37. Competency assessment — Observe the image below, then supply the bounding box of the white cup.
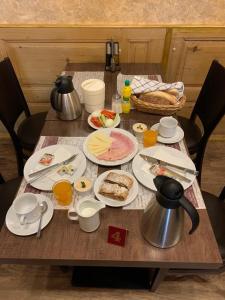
[158,116,178,138]
[13,193,41,225]
[68,197,105,232]
[81,79,105,113]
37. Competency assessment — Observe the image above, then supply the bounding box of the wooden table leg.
[149,268,168,292]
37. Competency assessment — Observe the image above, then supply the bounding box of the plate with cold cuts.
[83,128,138,166]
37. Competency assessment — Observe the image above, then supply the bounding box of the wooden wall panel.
[0,27,166,137]
[165,28,225,139]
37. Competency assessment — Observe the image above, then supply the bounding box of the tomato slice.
[101,110,116,119]
[91,116,102,127]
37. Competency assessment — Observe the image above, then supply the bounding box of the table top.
[0,64,222,269]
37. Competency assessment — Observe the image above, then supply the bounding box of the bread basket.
[131,94,186,116]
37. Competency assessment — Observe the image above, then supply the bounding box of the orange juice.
[143,130,158,147]
[52,180,73,206]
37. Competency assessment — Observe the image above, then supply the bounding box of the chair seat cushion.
[202,191,225,260]
[17,112,47,150]
[178,116,202,154]
[0,177,22,228]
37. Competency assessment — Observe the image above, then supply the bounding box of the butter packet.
[57,164,75,176]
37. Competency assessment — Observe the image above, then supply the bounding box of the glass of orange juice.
[52,180,73,206]
[143,130,158,147]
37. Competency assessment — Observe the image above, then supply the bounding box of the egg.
[91,110,101,117]
[105,119,114,128]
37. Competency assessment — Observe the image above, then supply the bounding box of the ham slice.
[97,131,134,161]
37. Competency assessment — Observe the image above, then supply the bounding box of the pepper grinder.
[105,41,112,71]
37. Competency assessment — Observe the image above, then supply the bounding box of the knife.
[28,154,77,178]
[139,154,199,176]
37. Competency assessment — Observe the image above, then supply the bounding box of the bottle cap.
[125,80,130,86]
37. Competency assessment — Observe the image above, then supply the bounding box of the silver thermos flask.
[50,75,82,120]
[141,176,199,248]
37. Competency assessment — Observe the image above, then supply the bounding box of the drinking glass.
[52,180,73,206]
[143,130,158,147]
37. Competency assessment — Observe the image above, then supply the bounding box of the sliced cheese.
[87,132,113,157]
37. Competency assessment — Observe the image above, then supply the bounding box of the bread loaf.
[139,91,177,105]
[165,88,179,97]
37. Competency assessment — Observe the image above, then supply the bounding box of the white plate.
[83,128,138,166]
[151,123,184,144]
[132,146,196,191]
[24,145,86,191]
[88,110,121,130]
[94,170,138,207]
[6,195,54,236]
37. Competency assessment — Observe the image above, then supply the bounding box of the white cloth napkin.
[130,76,184,100]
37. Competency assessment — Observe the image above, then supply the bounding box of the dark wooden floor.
[0,138,224,299]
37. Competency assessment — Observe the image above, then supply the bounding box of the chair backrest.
[191,60,225,140]
[0,57,30,132]
[0,173,5,184]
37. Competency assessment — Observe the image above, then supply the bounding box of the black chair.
[178,60,225,184]
[202,186,225,271]
[170,186,225,275]
[0,173,22,228]
[0,57,47,176]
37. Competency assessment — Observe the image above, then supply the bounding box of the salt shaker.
[112,92,122,113]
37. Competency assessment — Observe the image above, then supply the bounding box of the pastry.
[104,172,133,190]
[99,182,129,201]
[98,172,133,201]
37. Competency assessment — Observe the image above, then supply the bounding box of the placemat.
[72,71,104,103]
[16,135,205,211]
[16,136,98,210]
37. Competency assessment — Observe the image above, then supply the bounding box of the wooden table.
[0,64,222,291]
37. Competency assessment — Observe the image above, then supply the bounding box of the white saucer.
[5,195,54,236]
[151,123,184,144]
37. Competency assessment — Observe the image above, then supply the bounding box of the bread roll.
[165,88,179,97]
[139,91,177,105]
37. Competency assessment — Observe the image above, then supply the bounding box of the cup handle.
[67,207,79,221]
[19,215,26,225]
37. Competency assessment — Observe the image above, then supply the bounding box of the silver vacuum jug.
[141,175,199,248]
[50,75,82,120]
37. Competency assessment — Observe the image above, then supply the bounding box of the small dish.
[151,123,184,144]
[74,177,93,196]
[5,195,54,236]
[132,123,147,142]
[88,109,120,130]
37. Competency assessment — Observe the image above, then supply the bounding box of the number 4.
[111,231,121,243]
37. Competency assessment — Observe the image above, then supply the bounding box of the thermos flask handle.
[50,87,61,112]
[179,196,200,234]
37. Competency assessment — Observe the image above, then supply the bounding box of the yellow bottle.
[122,80,131,113]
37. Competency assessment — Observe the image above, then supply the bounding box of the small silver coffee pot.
[50,75,82,120]
[141,175,199,248]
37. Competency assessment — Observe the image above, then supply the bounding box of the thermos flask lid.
[55,75,74,94]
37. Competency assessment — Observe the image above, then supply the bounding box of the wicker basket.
[131,94,186,116]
